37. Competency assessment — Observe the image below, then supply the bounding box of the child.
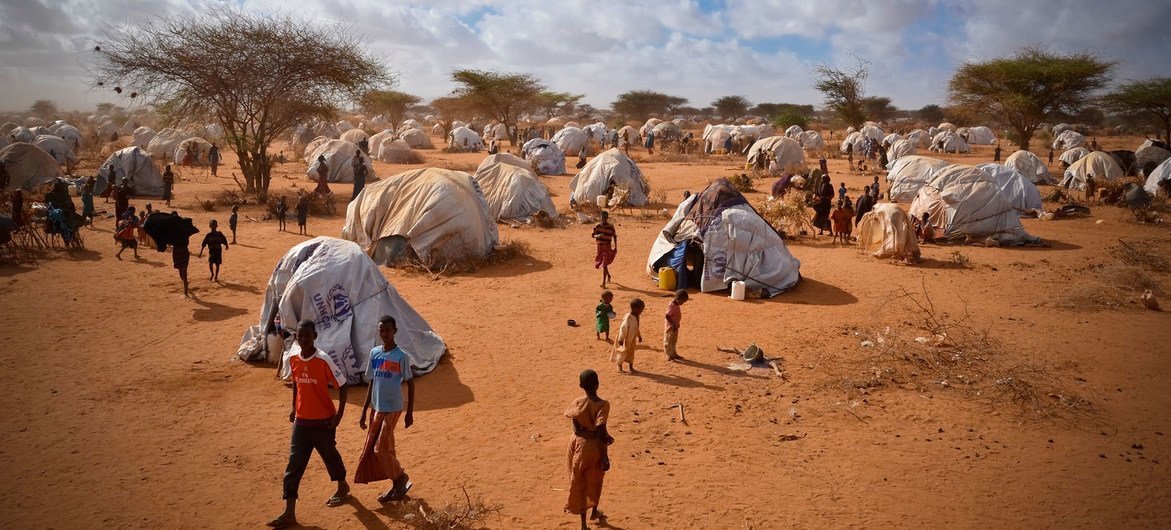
[1048,149,1055,166]
[356,316,416,503]
[611,298,644,373]
[871,176,881,200]
[915,212,935,243]
[564,369,612,530]
[295,194,309,235]
[229,205,239,244]
[591,211,617,288]
[595,291,614,341]
[199,219,230,281]
[830,200,852,245]
[664,289,688,362]
[114,207,140,260]
[276,196,288,232]
[837,182,847,202]
[137,209,149,246]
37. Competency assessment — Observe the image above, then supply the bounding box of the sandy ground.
[1,132,1170,529]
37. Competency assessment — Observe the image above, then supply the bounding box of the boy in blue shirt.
[356,315,416,503]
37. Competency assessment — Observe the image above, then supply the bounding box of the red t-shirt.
[289,350,344,422]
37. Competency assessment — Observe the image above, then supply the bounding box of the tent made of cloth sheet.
[33,135,78,165]
[49,123,82,148]
[1144,158,1171,195]
[1060,151,1123,190]
[860,125,884,141]
[147,128,188,158]
[856,203,919,260]
[963,126,997,145]
[798,130,825,151]
[976,163,1043,214]
[522,138,565,175]
[97,146,164,196]
[132,127,156,149]
[306,140,374,183]
[552,126,590,155]
[1060,147,1090,167]
[704,125,733,153]
[840,131,865,153]
[784,125,803,138]
[653,121,684,141]
[887,138,917,164]
[906,129,930,148]
[342,167,498,265]
[746,136,804,169]
[340,128,369,145]
[883,133,902,146]
[235,236,447,384]
[569,148,649,206]
[399,128,434,149]
[1053,130,1085,150]
[173,137,212,165]
[368,130,397,151]
[908,164,1036,244]
[449,127,484,151]
[1004,150,1053,184]
[376,138,423,164]
[477,152,528,172]
[473,161,558,221]
[0,143,63,191]
[617,125,639,146]
[8,126,35,143]
[886,155,949,202]
[1135,144,1171,172]
[930,130,970,153]
[646,179,801,296]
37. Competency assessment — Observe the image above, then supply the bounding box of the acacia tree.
[1101,77,1171,143]
[360,90,420,131]
[536,91,584,119]
[431,96,470,143]
[917,104,945,124]
[92,9,389,196]
[450,69,544,145]
[862,96,896,124]
[30,100,58,120]
[611,90,687,121]
[948,47,1114,150]
[813,60,868,128]
[712,95,750,119]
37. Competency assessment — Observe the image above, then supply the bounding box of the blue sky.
[1,0,1168,114]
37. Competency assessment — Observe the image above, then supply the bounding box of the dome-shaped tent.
[840,131,866,153]
[860,125,884,141]
[646,179,801,296]
[368,129,397,152]
[146,128,188,158]
[340,128,369,145]
[1060,151,1123,190]
[50,124,82,149]
[886,138,916,164]
[96,121,118,139]
[569,148,649,206]
[552,126,590,155]
[477,152,528,172]
[8,126,35,143]
[335,120,354,133]
[33,135,78,166]
[617,125,639,146]
[856,203,919,260]
[746,136,804,169]
[1059,147,1090,168]
[1143,158,1171,196]
[937,122,957,132]
[376,138,423,164]
[306,140,375,183]
[976,163,1043,214]
[131,126,156,149]
[97,146,164,196]
[342,168,498,264]
[0,143,63,191]
[173,137,212,165]
[908,164,1036,244]
[1004,150,1052,184]
[1135,144,1171,174]
[1052,130,1085,150]
[906,129,930,148]
[449,127,483,151]
[798,130,825,151]
[964,126,996,145]
[235,236,447,382]
[399,128,434,149]
[886,155,949,202]
[784,125,803,138]
[473,161,558,221]
[522,138,565,175]
[401,119,421,131]
[882,133,902,146]
[930,130,970,153]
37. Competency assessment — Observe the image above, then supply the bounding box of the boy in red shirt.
[268,320,350,529]
[664,289,688,361]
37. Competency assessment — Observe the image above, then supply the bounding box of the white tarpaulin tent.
[1053,130,1085,150]
[235,236,447,383]
[840,131,866,153]
[886,155,949,202]
[906,129,930,148]
[784,125,803,138]
[473,161,558,221]
[552,126,590,155]
[582,123,608,145]
[477,153,528,172]
[49,123,82,148]
[887,138,916,164]
[132,126,156,149]
[147,128,188,158]
[746,136,804,168]
[1004,150,1053,184]
[340,128,369,145]
[856,203,919,260]
[930,131,970,153]
[32,135,78,166]
[703,125,733,153]
[342,167,498,264]
[1060,151,1123,190]
[335,120,354,133]
[368,130,397,151]
[399,128,434,149]
[1143,158,1171,195]
[883,133,902,146]
[97,146,164,196]
[522,138,565,175]
[976,163,1043,214]
[306,140,374,183]
[964,126,997,145]
[8,126,35,143]
[569,148,649,206]
[376,138,423,164]
[173,137,212,165]
[909,164,1037,244]
[1060,147,1090,167]
[617,125,639,146]
[860,125,884,141]
[938,122,957,132]
[0,143,63,191]
[646,179,801,296]
[798,130,825,151]
[1135,144,1171,173]
[449,127,484,151]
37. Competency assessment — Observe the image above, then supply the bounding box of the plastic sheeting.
[306,140,375,184]
[745,136,804,169]
[976,163,1043,214]
[1060,151,1123,190]
[1144,158,1171,195]
[376,138,422,164]
[97,146,164,196]
[886,138,916,164]
[552,126,590,155]
[1004,150,1052,184]
[1053,130,1085,150]
[569,148,649,206]
[1060,147,1090,167]
[0,143,63,191]
[856,203,919,260]
[522,138,565,175]
[399,128,434,149]
[236,236,447,383]
[886,155,949,202]
[909,164,1036,244]
[32,135,78,165]
[449,127,483,151]
[473,161,558,221]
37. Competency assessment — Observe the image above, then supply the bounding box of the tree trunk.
[1016,127,1032,152]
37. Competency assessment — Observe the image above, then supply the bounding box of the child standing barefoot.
[610,298,643,373]
[296,194,309,236]
[276,196,288,232]
[229,205,239,244]
[564,370,613,530]
[664,290,688,362]
[595,291,614,341]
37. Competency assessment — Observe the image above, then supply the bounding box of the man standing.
[356,316,416,502]
[162,165,175,207]
[268,320,351,529]
[112,177,133,225]
[994,144,1002,163]
[208,143,221,177]
[351,152,368,201]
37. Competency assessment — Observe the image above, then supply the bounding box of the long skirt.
[354,411,404,484]
[813,199,832,231]
[565,435,605,515]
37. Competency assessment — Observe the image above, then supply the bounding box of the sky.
[1,0,1169,115]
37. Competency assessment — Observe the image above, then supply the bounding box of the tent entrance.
[372,235,416,265]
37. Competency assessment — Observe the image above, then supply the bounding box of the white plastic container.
[730,280,746,300]
[596,195,607,208]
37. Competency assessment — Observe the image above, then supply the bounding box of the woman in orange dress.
[564,369,613,530]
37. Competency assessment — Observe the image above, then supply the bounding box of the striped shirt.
[592,222,616,244]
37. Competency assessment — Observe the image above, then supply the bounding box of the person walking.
[314,155,331,196]
[351,152,368,201]
[355,316,417,503]
[162,165,174,207]
[208,143,221,177]
[564,369,612,530]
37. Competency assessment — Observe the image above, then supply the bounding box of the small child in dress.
[830,200,852,245]
[595,290,614,341]
[611,298,644,373]
[276,196,288,232]
[229,205,239,243]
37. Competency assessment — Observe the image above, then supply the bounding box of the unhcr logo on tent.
[312,292,333,330]
[330,284,352,323]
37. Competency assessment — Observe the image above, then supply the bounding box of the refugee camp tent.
[24,117,45,127]
[703,125,733,153]
[746,136,804,169]
[368,129,397,152]
[8,126,35,143]
[1052,130,1085,149]
[883,133,902,146]
[132,127,156,149]
[976,163,1043,214]
[1143,158,1171,195]
[639,118,663,137]
[97,121,118,138]
[654,122,684,142]
[449,127,484,151]
[473,161,558,221]
[306,140,374,183]
[477,153,528,172]
[856,203,919,260]
[563,121,581,130]
[398,128,434,149]
[50,124,82,148]
[32,135,78,166]
[376,138,423,164]
[147,128,188,158]
[235,236,447,383]
[938,122,957,132]
[552,126,590,155]
[1060,151,1123,190]
[617,125,639,146]
[887,138,916,164]
[522,138,565,175]
[930,131,970,153]
[964,126,997,145]
[886,155,949,202]
[342,167,498,264]
[173,137,212,165]
[0,143,63,191]
[646,178,801,296]
[120,120,138,135]
[1004,150,1052,184]
[569,148,649,206]
[908,164,1037,244]
[335,120,354,133]
[401,119,421,131]
[906,129,930,148]
[784,125,803,138]
[582,123,608,145]
[302,136,331,163]
[1052,123,1072,135]
[860,125,884,141]
[798,131,825,151]
[1135,144,1171,173]
[0,137,8,151]
[840,131,865,153]
[1059,147,1090,167]
[340,128,369,145]
[97,146,164,196]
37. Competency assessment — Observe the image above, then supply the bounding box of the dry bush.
[834,284,1095,422]
[729,173,756,193]
[949,250,971,267]
[756,193,812,237]
[194,196,218,211]
[399,239,533,278]
[1114,239,1170,273]
[408,486,501,529]
[266,192,336,216]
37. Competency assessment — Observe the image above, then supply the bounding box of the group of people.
[810,174,882,241]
